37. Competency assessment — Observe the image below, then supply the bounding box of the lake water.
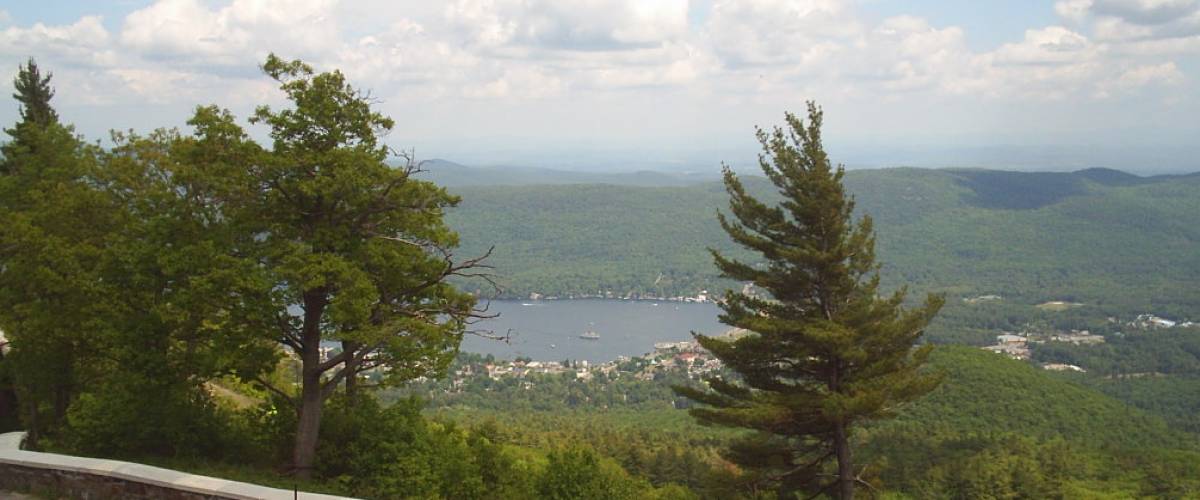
[460,299,726,362]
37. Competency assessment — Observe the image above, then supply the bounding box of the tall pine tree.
[675,103,943,499]
[11,58,58,128]
[0,59,113,444]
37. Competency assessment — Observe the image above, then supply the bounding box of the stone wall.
[0,432,353,500]
[0,462,227,499]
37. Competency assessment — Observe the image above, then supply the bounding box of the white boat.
[579,330,600,340]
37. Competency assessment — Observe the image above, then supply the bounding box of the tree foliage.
[153,54,495,474]
[0,58,113,445]
[676,103,943,499]
[0,55,491,477]
[10,58,57,129]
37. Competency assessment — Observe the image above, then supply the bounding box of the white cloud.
[337,19,478,98]
[445,0,688,51]
[437,0,705,96]
[1060,0,1200,50]
[1110,33,1200,53]
[0,16,117,67]
[991,26,1095,65]
[463,66,565,99]
[119,0,340,67]
[1113,60,1185,87]
[1091,0,1198,25]
[862,16,975,94]
[1056,0,1095,23]
[107,68,213,103]
[705,0,860,68]
[0,0,1195,161]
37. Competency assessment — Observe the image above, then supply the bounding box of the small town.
[980,311,1196,367]
[441,339,727,390]
[526,290,715,303]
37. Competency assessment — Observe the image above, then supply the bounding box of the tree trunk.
[0,352,18,431]
[52,385,69,424]
[24,398,39,450]
[834,420,853,500]
[342,340,359,401]
[0,388,15,429]
[291,292,326,478]
[344,368,357,399]
[292,362,323,477]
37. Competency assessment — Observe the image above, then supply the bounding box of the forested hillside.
[403,346,1200,498]
[444,167,1200,316]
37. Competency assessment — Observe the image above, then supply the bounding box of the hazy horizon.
[421,142,1200,175]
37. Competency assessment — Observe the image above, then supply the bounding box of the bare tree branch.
[253,376,297,408]
[466,327,513,343]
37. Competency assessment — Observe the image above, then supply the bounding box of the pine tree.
[674,103,944,499]
[11,58,58,128]
[0,59,113,445]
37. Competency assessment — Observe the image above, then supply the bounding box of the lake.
[460,299,726,362]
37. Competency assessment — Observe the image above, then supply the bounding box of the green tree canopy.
[675,103,943,499]
[0,59,114,445]
[173,54,494,475]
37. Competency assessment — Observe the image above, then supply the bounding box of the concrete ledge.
[0,432,356,500]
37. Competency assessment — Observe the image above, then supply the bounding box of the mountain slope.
[444,167,1200,314]
[881,346,1188,448]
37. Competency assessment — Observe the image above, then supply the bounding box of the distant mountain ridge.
[411,160,1200,190]
[442,166,1200,317]
[946,167,1200,209]
[412,159,720,187]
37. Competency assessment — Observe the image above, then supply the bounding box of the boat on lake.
[579,330,600,340]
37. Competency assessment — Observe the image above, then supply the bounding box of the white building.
[996,334,1028,345]
[1042,363,1086,372]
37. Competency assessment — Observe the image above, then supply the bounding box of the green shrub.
[536,446,650,500]
[62,376,238,459]
[315,396,490,499]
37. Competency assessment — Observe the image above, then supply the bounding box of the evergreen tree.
[674,103,944,499]
[0,60,113,445]
[11,58,58,129]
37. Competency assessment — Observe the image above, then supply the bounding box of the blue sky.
[864,1,1059,50]
[2,0,1198,173]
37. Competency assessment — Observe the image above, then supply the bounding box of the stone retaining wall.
[0,432,354,500]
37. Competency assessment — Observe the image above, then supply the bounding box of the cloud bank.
[1,0,1197,171]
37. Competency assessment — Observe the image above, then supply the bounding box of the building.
[983,343,1030,360]
[1050,330,1105,345]
[996,334,1027,345]
[1042,363,1086,372]
[983,333,1030,360]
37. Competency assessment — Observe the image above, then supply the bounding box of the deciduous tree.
[186,55,493,475]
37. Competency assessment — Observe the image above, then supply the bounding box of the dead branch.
[253,376,297,408]
[466,327,514,343]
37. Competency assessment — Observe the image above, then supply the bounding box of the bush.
[311,397,687,499]
[62,376,240,459]
[315,396,492,499]
[536,446,651,500]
